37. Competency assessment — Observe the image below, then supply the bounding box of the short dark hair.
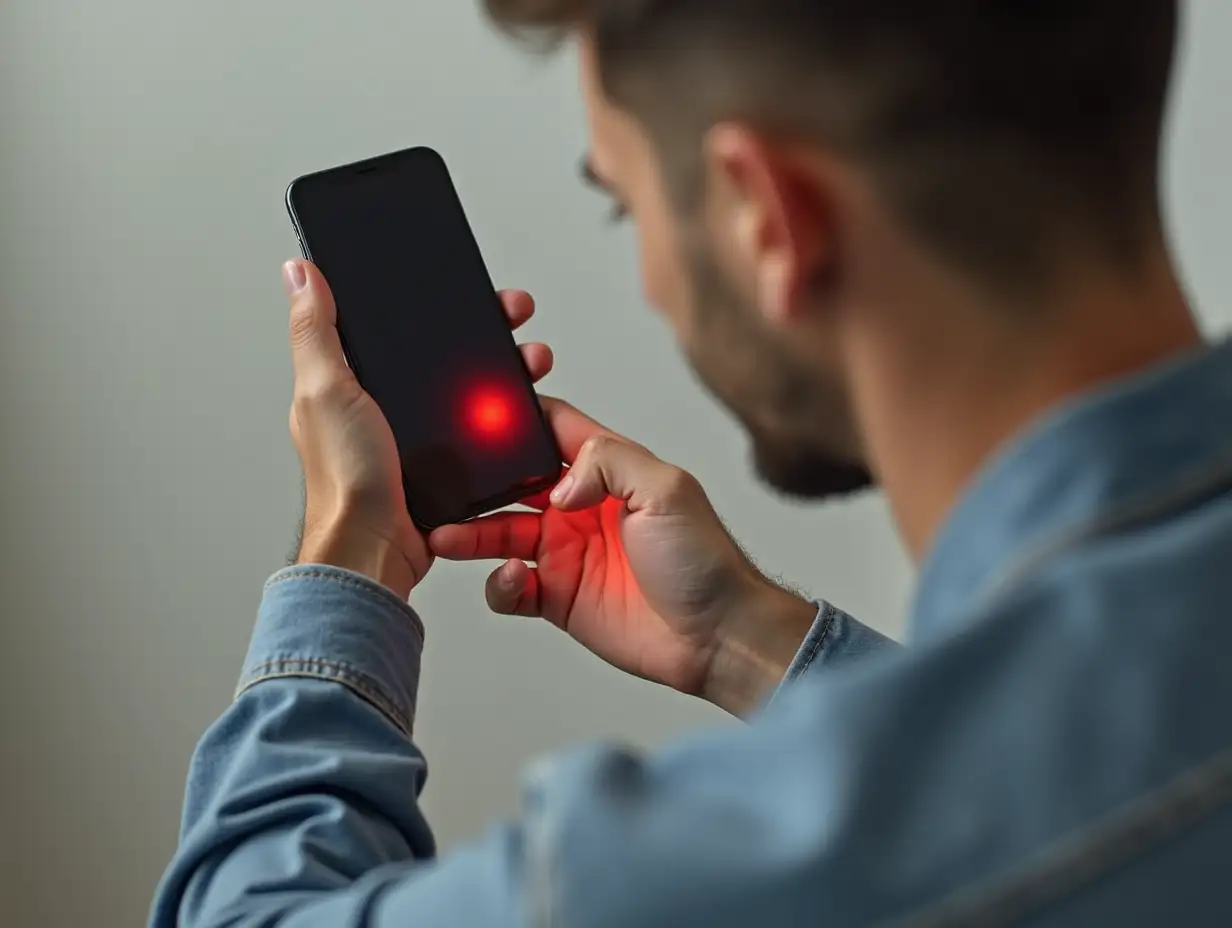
[485,0,1179,293]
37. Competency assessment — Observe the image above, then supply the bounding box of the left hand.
[284,259,555,599]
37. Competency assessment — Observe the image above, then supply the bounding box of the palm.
[531,499,726,694]
[429,396,760,696]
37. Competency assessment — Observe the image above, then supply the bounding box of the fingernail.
[282,261,307,296]
[502,562,520,587]
[550,475,575,506]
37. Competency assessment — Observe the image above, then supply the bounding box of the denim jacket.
[152,342,1232,926]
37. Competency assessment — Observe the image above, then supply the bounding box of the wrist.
[297,512,424,601]
[701,580,818,718]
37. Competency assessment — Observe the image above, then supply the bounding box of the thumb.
[551,433,702,517]
[285,260,350,395]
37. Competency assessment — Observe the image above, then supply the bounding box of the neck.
[853,248,1203,561]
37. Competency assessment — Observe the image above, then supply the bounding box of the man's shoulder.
[839,496,1232,924]
[525,496,1232,928]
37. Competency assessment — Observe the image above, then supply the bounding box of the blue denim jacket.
[152,342,1232,927]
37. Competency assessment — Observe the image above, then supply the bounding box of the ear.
[703,124,833,326]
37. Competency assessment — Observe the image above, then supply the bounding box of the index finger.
[538,396,628,463]
[429,512,541,562]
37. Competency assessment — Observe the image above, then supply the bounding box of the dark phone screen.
[288,148,560,528]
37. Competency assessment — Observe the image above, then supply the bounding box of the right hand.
[429,398,814,705]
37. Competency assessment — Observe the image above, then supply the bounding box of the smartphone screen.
[286,146,561,529]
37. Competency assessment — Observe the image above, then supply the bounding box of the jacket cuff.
[236,565,426,738]
[772,600,895,703]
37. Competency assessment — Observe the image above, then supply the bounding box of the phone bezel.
[285,145,563,531]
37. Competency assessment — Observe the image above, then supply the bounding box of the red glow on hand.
[466,388,515,441]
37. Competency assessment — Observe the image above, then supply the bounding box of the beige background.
[1,2,1229,925]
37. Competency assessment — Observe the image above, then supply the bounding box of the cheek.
[635,213,695,337]
[636,227,669,311]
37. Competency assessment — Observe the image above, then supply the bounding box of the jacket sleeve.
[779,600,899,694]
[149,567,899,928]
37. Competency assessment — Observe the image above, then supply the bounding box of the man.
[152,0,1232,924]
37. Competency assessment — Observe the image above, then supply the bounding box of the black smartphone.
[285,146,562,530]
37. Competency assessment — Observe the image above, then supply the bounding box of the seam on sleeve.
[524,758,562,928]
[264,566,425,642]
[235,658,415,740]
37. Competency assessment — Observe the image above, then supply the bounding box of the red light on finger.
[467,388,515,442]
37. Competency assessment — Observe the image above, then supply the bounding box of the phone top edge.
[285,146,449,252]
[286,145,445,191]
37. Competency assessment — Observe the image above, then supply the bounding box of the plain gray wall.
[1,2,1228,925]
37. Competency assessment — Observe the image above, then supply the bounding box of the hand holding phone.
[282,260,557,598]
[286,147,563,532]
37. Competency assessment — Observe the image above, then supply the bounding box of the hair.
[484,0,1179,292]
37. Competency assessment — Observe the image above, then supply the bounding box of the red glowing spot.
[467,389,515,441]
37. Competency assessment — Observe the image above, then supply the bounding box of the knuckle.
[288,298,319,347]
[581,434,615,460]
[660,465,701,501]
[292,376,346,413]
[290,393,315,423]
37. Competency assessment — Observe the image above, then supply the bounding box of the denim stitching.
[237,667,411,739]
[263,568,425,641]
[235,659,414,739]
[796,602,839,679]
[973,448,1232,621]
[884,743,1232,927]
[524,759,561,928]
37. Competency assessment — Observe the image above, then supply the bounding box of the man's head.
[485,0,1179,500]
